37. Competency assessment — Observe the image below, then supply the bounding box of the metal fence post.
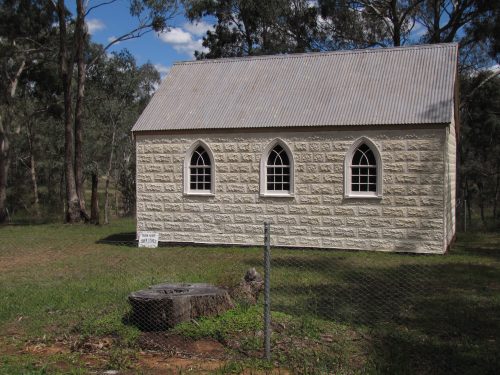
[263,221,271,361]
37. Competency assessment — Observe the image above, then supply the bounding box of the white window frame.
[260,139,295,197]
[183,140,215,196]
[344,137,383,199]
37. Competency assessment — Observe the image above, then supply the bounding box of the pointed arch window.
[345,138,382,198]
[260,140,294,197]
[184,141,215,195]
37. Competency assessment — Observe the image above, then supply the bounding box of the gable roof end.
[132,43,458,132]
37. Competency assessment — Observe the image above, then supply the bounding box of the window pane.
[190,152,198,165]
[350,142,378,194]
[359,144,370,153]
[201,151,211,166]
[190,147,212,191]
[366,149,376,165]
[352,149,363,165]
[280,150,290,165]
[266,144,291,192]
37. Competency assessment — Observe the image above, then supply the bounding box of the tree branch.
[88,25,153,68]
[9,60,26,98]
[460,69,500,109]
[85,0,118,17]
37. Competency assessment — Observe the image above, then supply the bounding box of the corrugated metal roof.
[132,43,458,132]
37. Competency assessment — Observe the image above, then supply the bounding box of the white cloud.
[183,21,214,36]
[86,19,105,34]
[154,63,171,77]
[158,26,209,58]
[159,27,193,44]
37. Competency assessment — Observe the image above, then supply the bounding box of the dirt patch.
[24,342,70,355]
[135,353,226,374]
[138,333,227,359]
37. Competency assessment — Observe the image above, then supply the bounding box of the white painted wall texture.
[444,113,457,248]
[135,126,453,254]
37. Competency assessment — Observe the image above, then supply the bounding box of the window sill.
[344,193,382,199]
[184,192,215,197]
[260,193,295,198]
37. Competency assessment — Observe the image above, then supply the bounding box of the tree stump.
[128,283,234,331]
[229,268,264,305]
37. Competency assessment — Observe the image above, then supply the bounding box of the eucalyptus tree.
[460,73,500,225]
[319,0,425,47]
[85,50,160,223]
[184,0,319,58]
[0,0,57,222]
[52,0,178,223]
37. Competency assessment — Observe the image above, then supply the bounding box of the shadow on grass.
[97,232,138,246]
[260,253,500,374]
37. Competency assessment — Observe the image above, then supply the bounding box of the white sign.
[138,232,159,248]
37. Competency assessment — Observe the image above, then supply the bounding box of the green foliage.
[174,304,263,340]
[460,74,500,225]
[185,0,319,58]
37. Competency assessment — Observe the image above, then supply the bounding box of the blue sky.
[76,1,214,77]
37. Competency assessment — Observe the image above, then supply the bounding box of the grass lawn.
[0,219,499,374]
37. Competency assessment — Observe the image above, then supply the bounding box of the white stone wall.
[136,127,449,253]
[444,112,457,249]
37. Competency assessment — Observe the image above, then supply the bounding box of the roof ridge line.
[173,43,458,66]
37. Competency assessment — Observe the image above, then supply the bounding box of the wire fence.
[1,224,498,373]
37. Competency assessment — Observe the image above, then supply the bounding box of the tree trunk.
[0,59,26,223]
[90,171,99,224]
[29,144,40,217]
[57,0,80,223]
[104,125,116,224]
[431,0,441,43]
[73,0,89,221]
[74,0,89,222]
[114,173,119,216]
[59,169,65,218]
[27,122,40,217]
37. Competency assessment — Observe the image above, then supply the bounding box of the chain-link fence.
[1,223,499,373]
